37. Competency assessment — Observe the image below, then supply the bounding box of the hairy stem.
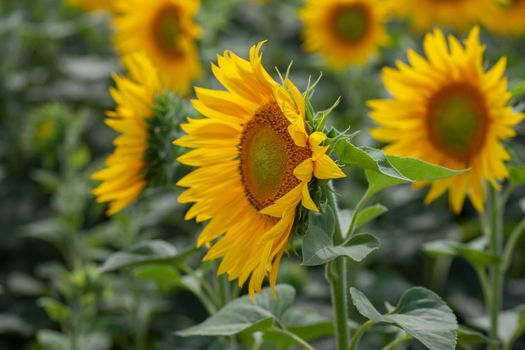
[326,186,351,350]
[488,186,504,350]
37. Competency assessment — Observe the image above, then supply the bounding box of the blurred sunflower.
[369,27,524,213]
[92,53,167,215]
[391,0,495,32]
[300,0,388,67]
[483,0,525,36]
[66,0,115,12]
[113,0,202,94]
[175,42,345,297]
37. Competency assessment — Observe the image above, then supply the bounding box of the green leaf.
[263,307,334,347]
[134,265,181,293]
[424,239,502,268]
[470,305,525,349]
[302,207,379,266]
[510,80,525,97]
[457,326,492,347]
[365,169,408,194]
[38,298,70,325]
[0,314,32,336]
[355,204,388,228]
[177,284,295,337]
[334,140,408,181]
[335,140,462,194]
[37,330,70,350]
[508,164,525,186]
[351,287,458,350]
[386,155,464,181]
[100,240,196,272]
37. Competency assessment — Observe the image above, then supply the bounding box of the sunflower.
[112,0,202,94]
[92,53,163,215]
[368,27,524,213]
[175,42,345,297]
[300,0,388,67]
[483,0,525,36]
[66,0,115,12]
[390,0,495,32]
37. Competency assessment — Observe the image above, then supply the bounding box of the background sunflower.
[112,0,202,94]
[369,27,524,212]
[300,0,389,67]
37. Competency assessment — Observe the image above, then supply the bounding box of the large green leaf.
[351,287,458,350]
[334,140,408,180]
[355,204,388,228]
[424,238,502,268]
[100,240,196,272]
[334,139,462,193]
[263,306,334,347]
[177,285,295,337]
[302,207,379,266]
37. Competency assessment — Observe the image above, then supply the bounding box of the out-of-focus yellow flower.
[391,0,495,32]
[369,27,524,213]
[175,42,345,298]
[112,0,202,94]
[483,0,525,36]
[300,0,388,67]
[92,53,162,215]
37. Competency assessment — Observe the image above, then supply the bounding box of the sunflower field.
[2,0,525,349]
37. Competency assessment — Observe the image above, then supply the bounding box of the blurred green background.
[1,0,525,349]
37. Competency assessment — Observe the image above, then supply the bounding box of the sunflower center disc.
[152,5,182,56]
[427,83,488,162]
[333,4,370,42]
[239,102,312,211]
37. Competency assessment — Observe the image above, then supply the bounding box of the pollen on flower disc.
[239,102,311,210]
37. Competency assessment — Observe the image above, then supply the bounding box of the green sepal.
[142,90,186,188]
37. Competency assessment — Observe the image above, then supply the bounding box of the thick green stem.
[326,187,351,350]
[349,320,374,350]
[218,273,231,306]
[488,187,503,350]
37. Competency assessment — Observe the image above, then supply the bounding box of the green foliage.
[424,238,503,268]
[334,139,464,193]
[100,240,196,272]
[354,204,388,228]
[302,205,379,266]
[351,287,458,350]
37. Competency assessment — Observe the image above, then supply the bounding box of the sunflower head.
[175,42,345,298]
[112,0,202,94]
[368,27,524,213]
[390,0,496,32]
[482,0,525,36]
[300,0,389,67]
[92,53,183,216]
[24,103,74,167]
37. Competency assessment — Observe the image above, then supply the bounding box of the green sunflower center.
[427,84,489,162]
[152,5,182,56]
[239,102,311,211]
[332,4,370,42]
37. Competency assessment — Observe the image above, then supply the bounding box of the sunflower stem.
[325,186,351,350]
[488,186,504,350]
